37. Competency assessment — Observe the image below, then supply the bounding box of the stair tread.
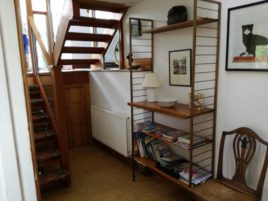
[35,130,56,141]
[59,59,100,65]
[77,0,128,13]
[37,150,61,162]
[39,169,70,188]
[32,111,49,122]
[61,47,105,54]
[70,17,119,29]
[65,32,112,42]
[31,98,44,104]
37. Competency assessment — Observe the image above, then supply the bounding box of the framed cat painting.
[226,1,268,71]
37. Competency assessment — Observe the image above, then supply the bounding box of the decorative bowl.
[157,98,177,107]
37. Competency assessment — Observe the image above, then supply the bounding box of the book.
[177,134,205,145]
[142,122,160,133]
[144,136,156,159]
[162,130,181,142]
[175,141,207,150]
[152,141,170,162]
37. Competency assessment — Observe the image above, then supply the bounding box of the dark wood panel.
[63,71,89,85]
[64,84,91,148]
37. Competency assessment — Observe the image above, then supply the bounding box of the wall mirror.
[129,18,153,71]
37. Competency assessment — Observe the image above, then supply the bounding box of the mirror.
[129,18,153,71]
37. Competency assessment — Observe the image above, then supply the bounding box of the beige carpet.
[42,143,190,201]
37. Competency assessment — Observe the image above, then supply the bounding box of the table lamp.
[142,73,160,102]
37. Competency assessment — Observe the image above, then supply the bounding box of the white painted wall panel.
[91,105,129,157]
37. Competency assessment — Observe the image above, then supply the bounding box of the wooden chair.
[191,127,268,201]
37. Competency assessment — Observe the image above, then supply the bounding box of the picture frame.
[169,49,191,86]
[226,1,268,71]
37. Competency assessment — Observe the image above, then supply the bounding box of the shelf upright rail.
[190,0,221,185]
[129,18,154,181]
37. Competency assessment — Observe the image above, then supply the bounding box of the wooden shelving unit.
[129,0,221,189]
[142,18,218,34]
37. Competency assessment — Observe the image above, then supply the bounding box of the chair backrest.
[217,127,268,200]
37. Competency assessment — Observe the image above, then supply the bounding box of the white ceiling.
[96,0,144,6]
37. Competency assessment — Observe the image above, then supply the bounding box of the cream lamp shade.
[142,73,160,88]
[142,73,160,102]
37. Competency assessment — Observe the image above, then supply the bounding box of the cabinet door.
[64,84,91,148]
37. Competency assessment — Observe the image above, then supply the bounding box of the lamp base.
[147,88,156,102]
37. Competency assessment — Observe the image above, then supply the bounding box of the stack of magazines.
[176,134,206,149]
[174,162,212,185]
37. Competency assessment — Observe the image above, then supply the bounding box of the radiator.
[91,105,130,157]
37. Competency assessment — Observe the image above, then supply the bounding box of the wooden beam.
[53,0,74,65]
[50,66,70,172]
[28,16,53,65]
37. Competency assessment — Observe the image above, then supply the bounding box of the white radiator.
[91,105,130,157]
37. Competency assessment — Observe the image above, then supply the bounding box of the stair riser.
[39,171,70,190]
[37,154,61,168]
[30,91,41,99]
[35,142,57,153]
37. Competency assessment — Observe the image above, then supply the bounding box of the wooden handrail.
[53,0,74,65]
[35,74,70,171]
[35,75,58,134]
[28,16,53,65]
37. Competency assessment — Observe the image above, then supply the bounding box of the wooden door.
[64,84,91,148]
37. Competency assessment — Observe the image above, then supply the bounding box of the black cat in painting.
[240,24,268,56]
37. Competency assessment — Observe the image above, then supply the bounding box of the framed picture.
[226,1,268,71]
[169,49,191,86]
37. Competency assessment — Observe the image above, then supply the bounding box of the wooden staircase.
[29,84,70,189]
[54,0,128,69]
[26,0,129,193]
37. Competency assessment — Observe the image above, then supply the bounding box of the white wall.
[90,71,131,116]
[0,25,24,201]
[90,71,132,154]
[0,0,37,201]
[217,0,268,199]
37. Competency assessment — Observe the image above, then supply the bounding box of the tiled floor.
[43,143,190,201]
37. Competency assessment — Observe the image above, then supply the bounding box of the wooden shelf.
[142,18,218,34]
[134,156,190,189]
[128,101,214,119]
